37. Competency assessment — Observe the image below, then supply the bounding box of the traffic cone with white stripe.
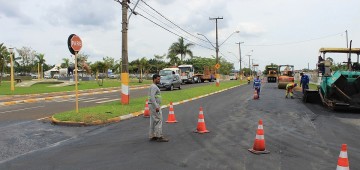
[166,102,178,123]
[336,144,349,170]
[253,89,259,100]
[248,119,270,154]
[194,107,209,133]
[143,99,150,118]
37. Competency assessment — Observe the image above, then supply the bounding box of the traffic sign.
[67,34,82,55]
[215,63,221,69]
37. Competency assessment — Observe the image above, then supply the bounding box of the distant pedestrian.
[253,76,261,98]
[285,83,297,99]
[148,74,169,142]
[300,72,309,94]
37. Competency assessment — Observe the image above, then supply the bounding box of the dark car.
[157,75,181,91]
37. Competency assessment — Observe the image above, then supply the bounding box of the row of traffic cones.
[143,100,208,133]
[143,99,350,168]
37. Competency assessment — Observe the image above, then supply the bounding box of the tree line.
[0,37,235,83]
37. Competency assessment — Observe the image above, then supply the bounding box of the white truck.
[178,65,216,84]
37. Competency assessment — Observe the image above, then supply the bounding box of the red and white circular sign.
[70,35,82,52]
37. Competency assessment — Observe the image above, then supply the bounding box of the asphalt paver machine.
[303,45,360,110]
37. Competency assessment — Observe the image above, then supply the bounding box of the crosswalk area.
[47,97,119,104]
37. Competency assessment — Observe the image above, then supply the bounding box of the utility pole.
[236,42,244,77]
[209,17,223,87]
[345,30,348,48]
[247,54,251,77]
[251,59,254,76]
[121,0,129,104]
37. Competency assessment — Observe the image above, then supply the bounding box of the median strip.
[51,81,246,126]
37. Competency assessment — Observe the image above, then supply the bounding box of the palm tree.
[0,43,10,85]
[35,53,46,78]
[167,53,180,66]
[168,37,194,62]
[154,54,165,72]
[62,58,70,68]
[139,57,149,83]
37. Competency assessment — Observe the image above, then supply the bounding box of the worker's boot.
[157,136,169,142]
[291,96,294,99]
[285,96,288,98]
[149,137,158,141]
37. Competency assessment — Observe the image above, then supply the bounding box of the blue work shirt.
[300,75,309,85]
[253,78,261,88]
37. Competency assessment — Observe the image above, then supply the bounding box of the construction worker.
[300,72,309,94]
[285,83,297,99]
[148,74,169,142]
[247,76,251,85]
[253,75,261,98]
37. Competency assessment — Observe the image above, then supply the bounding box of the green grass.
[53,80,246,123]
[295,80,317,90]
[0,79,151,95]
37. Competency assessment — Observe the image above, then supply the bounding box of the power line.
[140,0,211,44]
[136,12,214,51]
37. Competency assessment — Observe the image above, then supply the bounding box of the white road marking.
[0,106,45,114]
[95,98,119,104]
[82,98,109,103]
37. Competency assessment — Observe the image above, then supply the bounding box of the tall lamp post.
[9,48,15,92]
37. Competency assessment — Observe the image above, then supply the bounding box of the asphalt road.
[0,81,215,163]
[1,82,359,169]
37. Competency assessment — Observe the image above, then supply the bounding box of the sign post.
[68,34,82,113]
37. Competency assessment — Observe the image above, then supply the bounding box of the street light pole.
[210,17,223,87]
[9,47,14,92]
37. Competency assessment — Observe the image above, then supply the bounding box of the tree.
[167,52,180,66]
[16,46,36,74]
[61,58,70,68]
[0,43,10,85]
[168,37,194,62]
[35,53,46,78]
[154,53,165,72]
[103,56,115,76]
[139,57,150,82]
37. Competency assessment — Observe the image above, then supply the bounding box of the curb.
[0,85,150,107]
[51,84,243,126]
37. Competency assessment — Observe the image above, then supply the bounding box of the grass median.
[0,79,151,95]
[53,80,246,123]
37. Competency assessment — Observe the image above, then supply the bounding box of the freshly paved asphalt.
[1,82,359,169]
[0,81,215,163]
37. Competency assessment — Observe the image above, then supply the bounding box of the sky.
[1,0,360,72]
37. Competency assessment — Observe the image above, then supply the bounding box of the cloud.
[44,0,119,29]
[0,1,35,25]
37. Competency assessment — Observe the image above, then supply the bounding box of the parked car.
[53,74,60,79]
[157,75,181,91]
[31,74,38,79]
[229,73,238,80]
[109,74,120,79]
[44,75,51,79]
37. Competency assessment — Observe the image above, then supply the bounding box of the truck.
[159,67,180,76]
[178,65,216,84]
[265,65,278,83]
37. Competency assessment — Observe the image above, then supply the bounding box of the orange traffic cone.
[253,90,259,100]
[166,102,178,123]
[143,99,150,118]
[194,107,209,133]
[248,119,270,154]
[336,144,349,170]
